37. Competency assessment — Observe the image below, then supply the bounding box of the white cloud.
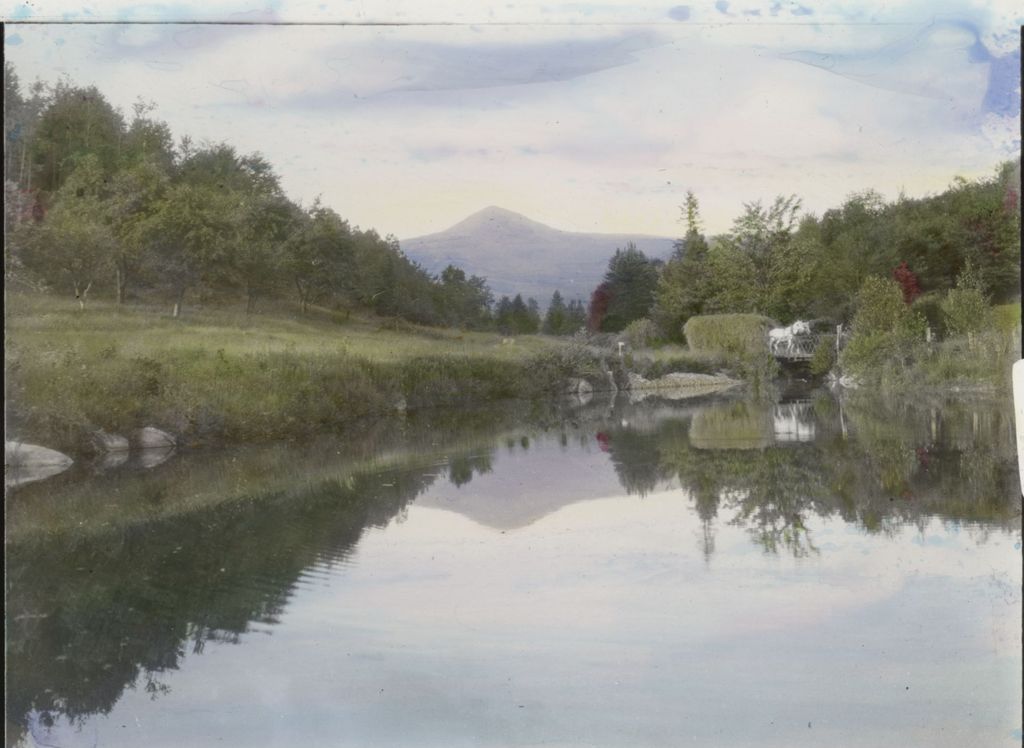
[3,2,1020,238]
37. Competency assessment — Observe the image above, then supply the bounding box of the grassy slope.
[5,293,556,362]
[5,293,570,453]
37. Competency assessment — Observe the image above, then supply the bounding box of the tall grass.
[682,314,779,385]
[4,292,581,454]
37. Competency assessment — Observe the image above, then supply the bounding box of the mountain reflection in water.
[5,390,1021,748]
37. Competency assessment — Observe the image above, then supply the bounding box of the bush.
[911,292,946,338]
[993,302,1021,334]
[841,276,932,384]
[683,313,778,385]
[683,314,775,357]
[621,318,658,349]
[850,277,907,335]
[809,337,836,376]
[941,286,991,337]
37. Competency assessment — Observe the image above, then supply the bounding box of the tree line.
[585,167,1020,340]
[5,62,585,332]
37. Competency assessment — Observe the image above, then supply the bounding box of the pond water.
[5,389,1022,747]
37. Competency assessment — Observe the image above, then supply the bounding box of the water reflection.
[4,390,1020,746]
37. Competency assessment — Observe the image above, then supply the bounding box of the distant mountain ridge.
[400,206,677,303]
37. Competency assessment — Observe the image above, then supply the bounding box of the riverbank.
[7,292,1014,461]
[4,293,573,455]
[6,293,744,459]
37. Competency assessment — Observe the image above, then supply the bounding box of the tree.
[653,191,712,340]
[841,275,926,375]
[494,295,514,334]
[30,80,125,193]
[588,282,612,332]
[565,298,587,333]
[122,98,175,172]
[891,261,921,304]
[704,194,814,320]
[597,242,659,332]
[232,193,298,313]
[542,290,568,334]
[941,262,991,337]
[105,156,170,304]
[436,264,493,329]
[4,62,49,192]
[284,200,353,314]
[18,155,112,308]
[526,297,542,333]
[141,181,238,316]
[507,294,539,334]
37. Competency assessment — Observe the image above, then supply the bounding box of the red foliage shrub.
[588,282,613,332]
[892,261,921,304]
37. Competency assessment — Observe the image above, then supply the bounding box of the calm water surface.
[6,389,1022,747]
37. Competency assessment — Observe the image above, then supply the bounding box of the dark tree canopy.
[596,243,660,332]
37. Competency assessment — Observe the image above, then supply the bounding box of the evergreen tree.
[508,294,539,334]
[597,242,659,332]
[526,297,542,333]
[653,191,711,341]
[494,295,514,334]
[565,299,587,333]
[542,290,568,334]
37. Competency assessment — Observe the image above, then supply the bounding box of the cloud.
[778,21,993,105]
[93,18,279,61]
[4,12,1020,239]
[267,30,668,111]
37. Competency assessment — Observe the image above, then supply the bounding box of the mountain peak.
[475,205,523,219]
[452,205,544,232]
[401,206,676,303]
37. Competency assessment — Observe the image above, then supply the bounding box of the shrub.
[911,292,946,338]
[942,286,991,337]
[683,314,775,357]
[850,277,906,335]
[842,276,929,383]
[683,313,778,385]
[993,302,1021,334]
[809,336,836,376]
[621,318,658,349]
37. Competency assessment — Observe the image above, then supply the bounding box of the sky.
[2,0,1021,240]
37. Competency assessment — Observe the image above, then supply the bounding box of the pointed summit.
[449,206,552,235]
[402,208,675,303]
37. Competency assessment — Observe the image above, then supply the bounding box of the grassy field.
[5,293,558,362]
[5,292,578,454]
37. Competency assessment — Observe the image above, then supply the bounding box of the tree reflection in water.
[4,389,1018,744]
[599,391,1018,560]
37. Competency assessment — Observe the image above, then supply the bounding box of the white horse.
[768,320,811,355]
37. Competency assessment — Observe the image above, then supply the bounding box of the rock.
[572,389,593,407]
[626,371,741,403]
[137,445,175,470]
[133,427,176,449]
[565,378,594,396]
[5,441,74,489]
[5,441,74,467]
[97,451,130,472]
[91,430,129,453]
[605,370,618,395]
[627,372,740,391]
